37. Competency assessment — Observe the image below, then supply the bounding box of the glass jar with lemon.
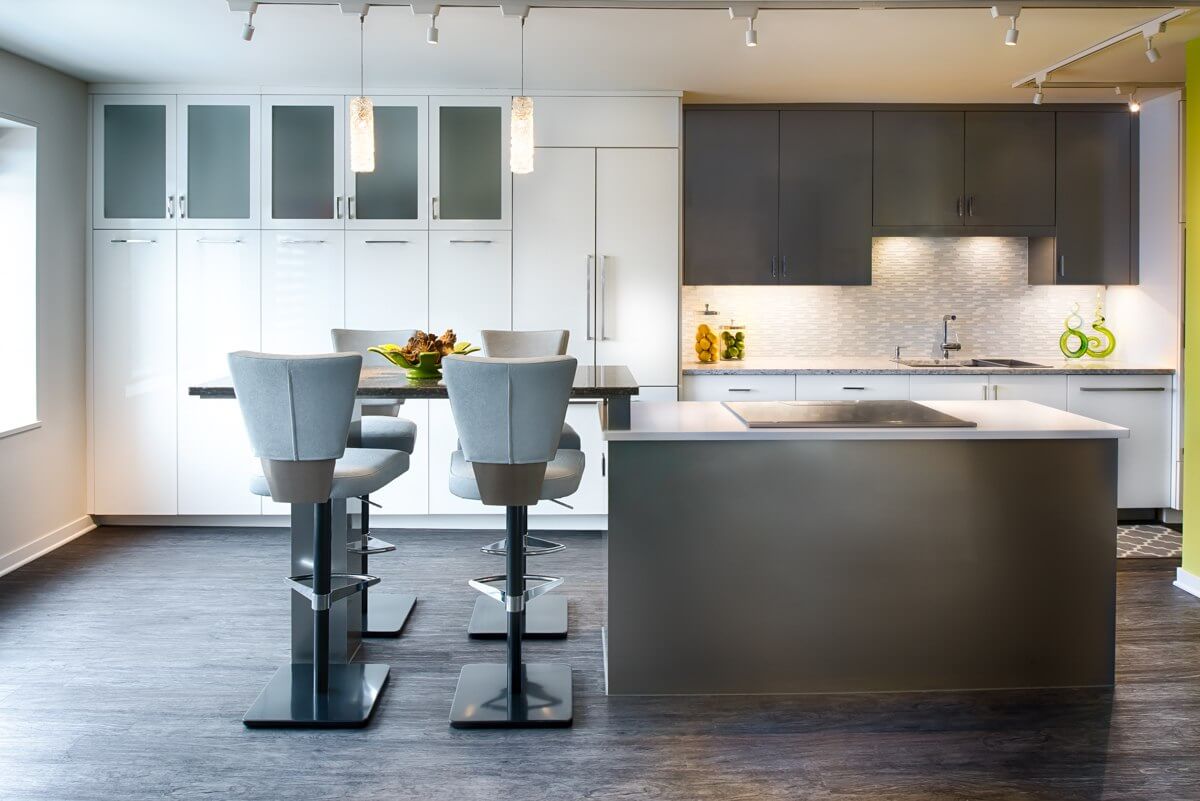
[693,324,720,363]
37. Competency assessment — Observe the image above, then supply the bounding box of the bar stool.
[229,351,409,728]
[467,330,576,640]
[332,328,419,637]
[443,354,583,727]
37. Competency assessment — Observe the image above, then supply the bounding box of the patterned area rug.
[1117,524,1183,558]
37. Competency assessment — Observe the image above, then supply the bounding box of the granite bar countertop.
[681,356,1175,377]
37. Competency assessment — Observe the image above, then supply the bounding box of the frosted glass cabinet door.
[178,96,260,229]
[347,97,427,230]
[93,95,176,229]
[430,97,511,230]
[263,96,345,229]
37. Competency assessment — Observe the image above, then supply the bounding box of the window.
[0,115,37,436]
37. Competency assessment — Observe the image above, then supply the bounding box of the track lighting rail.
[230,1,1200,11]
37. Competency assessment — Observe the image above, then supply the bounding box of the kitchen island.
[603,400,1126,695]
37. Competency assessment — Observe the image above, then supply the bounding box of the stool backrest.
[229,351,362,503]
[332,328,417,367]
[443,355,576,465]
[481,329,569,358]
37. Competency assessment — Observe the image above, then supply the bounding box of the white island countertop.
[604,400,1129,441]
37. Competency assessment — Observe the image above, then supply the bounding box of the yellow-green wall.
[1184,39,1200,577]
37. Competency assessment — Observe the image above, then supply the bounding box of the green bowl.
[403,351,443,380]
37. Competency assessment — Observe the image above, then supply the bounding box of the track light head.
[427,21,439,44]
[1145,38,1161,63]
[241,10,255,40]
[1005,21,1019,46]
[1032,87,1044,105]
[745,19,758,47]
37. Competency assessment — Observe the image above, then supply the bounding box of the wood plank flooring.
[0,526,1198,801]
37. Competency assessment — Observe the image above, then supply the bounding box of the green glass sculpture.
[1059,303,1089,359]
[1085,292,1116,359]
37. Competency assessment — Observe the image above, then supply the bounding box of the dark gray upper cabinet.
[873,111,964,227]
[1053,112,1133,285]
[684,109,779,285]
[779,110,872,285]
[964,111,1055,227]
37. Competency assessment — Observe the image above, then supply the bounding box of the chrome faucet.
[941,314,962,359]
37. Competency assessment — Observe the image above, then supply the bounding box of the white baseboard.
[1174,568,1200,600]
[0,515,96,579]
[93,514,608,532]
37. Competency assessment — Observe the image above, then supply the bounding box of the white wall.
[0,49,90,575]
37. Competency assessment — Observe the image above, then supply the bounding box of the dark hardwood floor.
[1,525,1198,801]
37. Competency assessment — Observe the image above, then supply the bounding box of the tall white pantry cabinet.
[88,91,682,521]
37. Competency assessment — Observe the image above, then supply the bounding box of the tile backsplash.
[682,238,1106,360]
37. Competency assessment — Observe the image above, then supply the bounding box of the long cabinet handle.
[109,238,156,244]
[981,384,988,400]
[727,388,754,392]
[991,384,999,400]
[167,195,176,219]
[335,196,343,219]
[586,255,595,342]
[599,254,608,341]
[179,195,187,219]
[449,239,495,244]
[348,196,356,220]
[1058,254,1066,279]
[280,238,327,245]
[432,196,439,220]
[967,196,975,217]
[781,256,788,279]
[771,256,777,279]
[197,238,244,244]
[842,386,866,391]
[956,197,964,218]
[1078,387,1166,392]
[364,239,411,244]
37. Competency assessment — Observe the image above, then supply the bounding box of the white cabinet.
[682,375,795,401]
[345,96,427,230]
[430,96,511,230]
[366,400,430,516]
[1066,374,1173,509]
[345,232,429,331]
[428,399,485,515]
[428,232,511,346]
[908,374,990,401]
[177,231,261,515]
[262,96,345,229]
[177,95,260,229]
[794,374,910,401]
[261,232,345,353]
[514,148,596,368]
[595,148,679,388]
[531,402,608,516]
[92,232,177,514]
[93,95,177,229]
[533,96,680,148]
[989,374,1067,409]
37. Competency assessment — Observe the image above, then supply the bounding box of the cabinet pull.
[1078,387,1165,392]
[1058,254,1065,278]
[602,453,606,477]
[363,239,411,244]
[781,256,789,279]
[449,239,494,244]
[335,196,343,219]
[197,238,244,244]
[599,255,608,341]
[842,386,866,391]
[586,255,595,342]
[967,196,975,217]
[432,196,439,220]
[280,238,327,245]
[167,195,176,218]
[109,238,156,244]
[991,384,999,400]
[981,384,988,400]
[179,195,187,219]
[770,256,777,279]
[728,388,753,392]
[348,196,356,219]
[956,197,964,217]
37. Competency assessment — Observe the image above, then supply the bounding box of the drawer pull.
[727,388,754,393]
[449,239,494,244]
[363,239,410,244]
[842,386,866,391]
[280,239,327,245]
[109,238,156,244]
[1078,387,1165,392]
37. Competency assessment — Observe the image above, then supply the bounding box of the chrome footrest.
[347,536,396,555]
[481,535,565,557]
[468,574,564,614]
[285,573,381,611]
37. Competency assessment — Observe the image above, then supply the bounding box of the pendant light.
[350,13,375,173]
[510,17,534,175]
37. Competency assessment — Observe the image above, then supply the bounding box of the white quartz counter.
[604,400,1130,441]
[681,356,1175,376]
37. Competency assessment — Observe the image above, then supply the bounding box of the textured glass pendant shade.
[350,95,375,173]
[510,96,534,174]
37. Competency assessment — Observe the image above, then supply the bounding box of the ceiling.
[0,0,1190,102]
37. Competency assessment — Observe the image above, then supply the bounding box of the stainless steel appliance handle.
[1078,387,1166,392]
[599,255,608,340]
[586,255,595,341]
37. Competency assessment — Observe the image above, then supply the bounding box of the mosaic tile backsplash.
[682,238,1108,360]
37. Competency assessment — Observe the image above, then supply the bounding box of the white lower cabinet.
[344,231,429,331]
[682,375,795,401]
[366,401,430,516]
[1066,374,1173,508]
[93,231,178,515]
[261,231,345,353]
[428,232,511,347]
[908,374,990,401]
[177,231,262,515]
[988,374,1067,409]
[428,399,484,515]
[531,402,607,516]
[794,374,909,401]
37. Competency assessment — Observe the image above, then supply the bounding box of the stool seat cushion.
[251,448,409,500]
[360,415,418,455]
[449,449,584,502]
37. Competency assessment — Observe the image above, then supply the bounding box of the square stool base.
[243,663,390,728]
[468,594,567,639]
[449,663,573,728]
[363,593,417,638]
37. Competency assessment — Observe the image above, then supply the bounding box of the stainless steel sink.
[897,358,1049,369]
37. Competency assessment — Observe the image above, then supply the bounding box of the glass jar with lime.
[719,322,746,361]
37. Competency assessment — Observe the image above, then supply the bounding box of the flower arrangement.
[368,329,480,379]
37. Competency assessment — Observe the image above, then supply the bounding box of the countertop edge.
[682,366,1176,376]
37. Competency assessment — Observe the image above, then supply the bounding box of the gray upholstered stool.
[229,351,408,728]
[331,328,420,637]
[467,330,577,640]
[443,354,583,728]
